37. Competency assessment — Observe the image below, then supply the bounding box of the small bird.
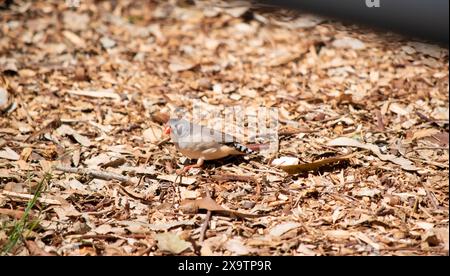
[164,118,254,173]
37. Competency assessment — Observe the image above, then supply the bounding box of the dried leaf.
[100,158,126,169]
[297,244,317,256]
[434,228,449,251]
[62,30,86,48]
[155,232,192,254]
[389,103,409,116]
[0,147,20,160]
[1,191,62,205]
[143,126,163,143]
[427,132,449,147]
[25,240,55,256]
[224,238,250,255]
[332,37,365,50]
[100,36,116,49]
[169,61,196,72]
[93,224,114,235]
[180,197,262,218]
[0,86,8,110]
[279,153,354,174]
[118,220,195,233]
[67,89,120,100]
[408,42,445,58]
[353,232,382,250]
[0,208,34,220]
[151,111,170,124]
[327,137,418,171]
[406,128,440,142]
[269,222,301,237]
[56,124,91,147]
[26,118,62,142]
[72,132,92,147]
[271,156,299,166]
[354,188,381,198]
[157,174,196,185]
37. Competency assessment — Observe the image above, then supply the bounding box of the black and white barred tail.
[232,142,254,154]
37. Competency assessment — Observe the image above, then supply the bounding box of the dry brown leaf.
[151,111,170,124]
[168,60,197,72]
[325,230,353,239]
[24,240,55,256]
[72,132,92,147]
[0,208,35,220]
[297,244,317,256]
[0,191,62,205]
[332,37,365,50]
[67,89,120,100]
[353,232,382,251]
[279,153,354,174]
[271,156,299,166]
[143,126,163,143]
[180,197,263,218]
[434,228,449,251]
[406,128,440,142]
[389,103,409,116]
[327,137,418,171]
[56,124,91,147]
[0,147,20,161]
[157,174,196,185]
[62,30,86,48]
[224,238,251,255]
[354,188,381,198]
[0,86,8,111]
[25,118,62,142]
[155,232,192,254]
[118,220,195,233]
[269,222,301,237]
[100,158,126,169]
[427,132,449,147]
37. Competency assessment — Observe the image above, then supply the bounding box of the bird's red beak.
[163,125,171,135]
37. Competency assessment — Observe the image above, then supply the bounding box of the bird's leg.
[176,158,204,175]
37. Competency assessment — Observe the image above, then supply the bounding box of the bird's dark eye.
[175,122,190,137]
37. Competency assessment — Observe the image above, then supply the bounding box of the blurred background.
[255,0,449,44]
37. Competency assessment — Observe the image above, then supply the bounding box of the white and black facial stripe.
[169,119,191,138]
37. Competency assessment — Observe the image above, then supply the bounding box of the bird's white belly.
[179,146,233,160]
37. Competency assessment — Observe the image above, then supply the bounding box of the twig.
[112,183,153,205]
[69,234,152,240]
[199,211,212,243]
[199,188,212,243]
[0,191,61,205]
[414,146,449,151]
[53,165,134,185]
[408,157,449,169]
[156,136,171,146]
[211,174,257,183]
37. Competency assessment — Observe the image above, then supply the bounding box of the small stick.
[113,183,153,205]
[53,165,133,185]
[199,189,212,243]
[0,191,61,205]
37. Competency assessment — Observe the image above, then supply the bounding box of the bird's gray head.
[164,118,192,141]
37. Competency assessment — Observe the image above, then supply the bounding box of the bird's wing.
[170,119,253,154]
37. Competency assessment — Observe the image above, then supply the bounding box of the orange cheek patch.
[164,126,171,135]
